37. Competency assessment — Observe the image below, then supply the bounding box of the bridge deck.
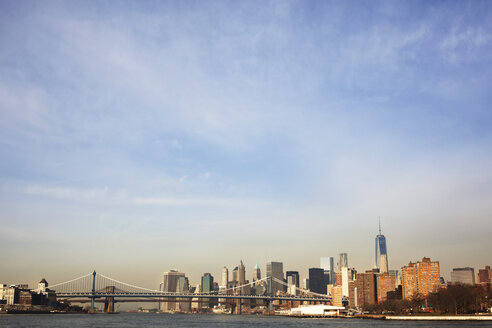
[56,292,331,302]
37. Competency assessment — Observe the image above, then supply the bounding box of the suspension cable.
[48,272,93,289]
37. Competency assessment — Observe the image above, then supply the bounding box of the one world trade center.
[375,219,389,273]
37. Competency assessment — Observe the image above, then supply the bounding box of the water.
[1,314,492,328]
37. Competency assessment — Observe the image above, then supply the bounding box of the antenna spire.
[378,216,381,234]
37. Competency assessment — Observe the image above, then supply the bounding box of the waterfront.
[1,314,492,328]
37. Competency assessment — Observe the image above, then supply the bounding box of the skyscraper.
[221,267,229,288]
[309,268,327,294]
[238,260,246,285]
[252,263,261,282]
[161,270,186,312]
[201,273,214,308]
[232,266,238,283]
[320,257,335,284]
[285,271,299,295]
[266,261,284,295]
[337,253,348,272]
[286,271,300,288]
[320,257,334,271]
[341,267,356,297]
[176,276,191,312]
[375,219,389,273]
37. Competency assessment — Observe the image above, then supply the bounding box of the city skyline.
[1,0,492,290]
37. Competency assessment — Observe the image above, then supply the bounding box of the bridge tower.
[104,286,115,313]
[267,275,273,296]
[91,270,96,310]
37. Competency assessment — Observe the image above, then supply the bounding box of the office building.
[253,263,261,282]
[201,273,214,308]
[342,267,356,297]
[238,260,246,285]
[303,278,309,290]
[375,220,389,273]
[321,257,335,284]
[320,257,334,272]
[267,261,284,295]
[309,268,327,294]
[286,271,300,288]
[161,270,186,312]
[402,257,440,300]
[232,266,238,283]
[451,267,475,285]
[337,253,348,272]
[477,266,491,283]
[176,276,191,312]
[221,267,228,288]
[286,271,299,295]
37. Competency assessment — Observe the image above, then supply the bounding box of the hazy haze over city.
[1,0,491,289]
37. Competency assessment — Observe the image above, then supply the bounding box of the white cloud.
[440,26,491,64]
[131,196,269,208]
[23,185,110,202]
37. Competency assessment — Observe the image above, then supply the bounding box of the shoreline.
[384,315,492,321]
[3,311,492,321]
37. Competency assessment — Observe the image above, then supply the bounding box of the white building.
[290,304,344,316]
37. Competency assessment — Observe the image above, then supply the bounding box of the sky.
[1,0,491,291]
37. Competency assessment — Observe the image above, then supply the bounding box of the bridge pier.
[104,286,115,313]
[233,298,242,314]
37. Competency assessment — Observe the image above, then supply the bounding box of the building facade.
[402,257,440,300]
[477,266,491,284]
[221,267,228,288]
[320,256,335,283]
[337,253,348,272]
[253,263,261,282]
[451,267,475,285]
[309,268,327,294]
[332,286,343,307]
[238,260,246,285]
[355,270,378,309]
[286,271,300,288]
[201,273,214,308]
[377,272,396,303]
[375,220,389,274]
[266,261,284,295]
[161,270,187,312]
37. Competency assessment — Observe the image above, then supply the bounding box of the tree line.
[364,284,492,315]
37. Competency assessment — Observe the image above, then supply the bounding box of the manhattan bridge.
[48,271,332,313]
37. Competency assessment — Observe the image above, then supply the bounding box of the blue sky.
[1,0,491,288]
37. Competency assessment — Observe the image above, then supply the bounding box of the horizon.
[1,0,491,294]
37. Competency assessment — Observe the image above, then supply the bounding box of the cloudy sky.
[1,0,491,289]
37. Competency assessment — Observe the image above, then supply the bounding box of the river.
[2,313,492,327]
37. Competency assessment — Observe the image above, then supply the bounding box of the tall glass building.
[375,220,389,273]
[266,261,284,295]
